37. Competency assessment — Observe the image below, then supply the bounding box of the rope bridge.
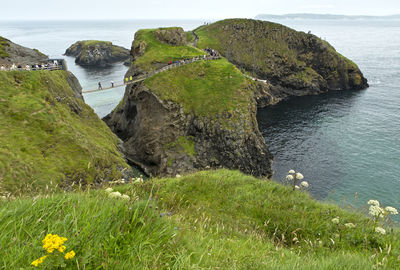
[82,55,221,94]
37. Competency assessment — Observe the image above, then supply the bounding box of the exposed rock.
[65,40,130,67]
[104,81,272,178]
[0,36,48,65]
[65,71,84,101]
[153,27,187,46]
[195,19,369,106]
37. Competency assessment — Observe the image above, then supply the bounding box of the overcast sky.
[2,0,400,20]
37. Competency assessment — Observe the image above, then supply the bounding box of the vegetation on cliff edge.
[0,36,10,58]
[132,28,205,72]
[0,71,130,196]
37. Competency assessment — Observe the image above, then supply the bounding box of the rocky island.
[104,26,273,178]
[104,20,368,179]
[104,19,368,179]
[65,40,131,67]
[0,36,48,65]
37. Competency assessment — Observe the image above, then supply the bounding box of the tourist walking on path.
[98,82,103,90]
[111,80,114,87]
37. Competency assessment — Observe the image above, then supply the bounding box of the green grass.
[164,136,196,157]
[0,36,10,58]
[81,40,112,46]
[1,170,399,269]
[144,58,251,117]
[0,71,130,196]
[133,28,205,72]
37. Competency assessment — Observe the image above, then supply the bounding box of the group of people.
[204,48,219,57]
[97,80,114,90]
[0,60,62,72]
[166,50,220,66]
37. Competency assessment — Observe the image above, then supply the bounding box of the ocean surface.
[0,19,399,220]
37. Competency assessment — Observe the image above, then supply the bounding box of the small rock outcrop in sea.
[0,36,48,65]
[194,19,369,106]
[65,40,130,67]
[104,27,273,178]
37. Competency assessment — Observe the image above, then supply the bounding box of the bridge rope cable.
[82,55,221,94]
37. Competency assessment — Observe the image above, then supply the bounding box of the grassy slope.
[0,36,10,58]
[1,170,398,269]
[144,58,251,117]
[133,28,205,72]
[0,71,130,196]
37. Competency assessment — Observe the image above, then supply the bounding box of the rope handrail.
[82,55,221,94]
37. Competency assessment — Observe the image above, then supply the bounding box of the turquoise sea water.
[0,19,398,220]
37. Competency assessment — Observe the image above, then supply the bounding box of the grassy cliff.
[0,36,10,58]
[131,27,205,72]
[0,170,398,269]
[195,19,368,92]
[0,71,131,196]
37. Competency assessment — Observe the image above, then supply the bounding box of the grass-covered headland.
[1,170,399,269]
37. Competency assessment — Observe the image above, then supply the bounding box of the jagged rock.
[65,40,130,67]
[0,36,48,65]
[104,82,272,178]
[153,27,187,46]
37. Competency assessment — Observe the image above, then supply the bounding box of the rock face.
[104,27,273,178]
[0,36,48,65]
[65,41,130,67]
[104,82,272,178]
[153,27,187,46]
[195,19,369,106]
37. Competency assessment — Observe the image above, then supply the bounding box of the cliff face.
[104,27,273,177]
[195,19,368,106]
[65,40,130,67]
[0,36,48,65]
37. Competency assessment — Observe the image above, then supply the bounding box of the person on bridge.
[98,82,103,90]
[111,80,114,87]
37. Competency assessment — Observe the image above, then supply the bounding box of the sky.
[1,0,400,20]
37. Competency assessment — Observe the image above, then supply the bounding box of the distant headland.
[255,13,400,20]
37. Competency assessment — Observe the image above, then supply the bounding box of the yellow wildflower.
[31,255,48,267]
[42,234,68,253]
[65,250,76,260]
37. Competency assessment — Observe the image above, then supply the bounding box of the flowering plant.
[31,234,75,267]
[285,170,309,191]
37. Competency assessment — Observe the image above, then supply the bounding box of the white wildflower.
[109,191,122,199]
[375,227,386,235]
[286,175,294,181]
[176,174,182,178]
[288,170,295,174]
[367,200,380,206]
[295,173,304,180]
[133,178,144,184]
[295,185,300,190]
[369,205,385,218]
[121,194,130,201]
[385,206,398,215]
[0,196,7,201]
[300,181,309,188]
[105,187,113,193]
[344,223,356,228]
[331,217,340,224]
